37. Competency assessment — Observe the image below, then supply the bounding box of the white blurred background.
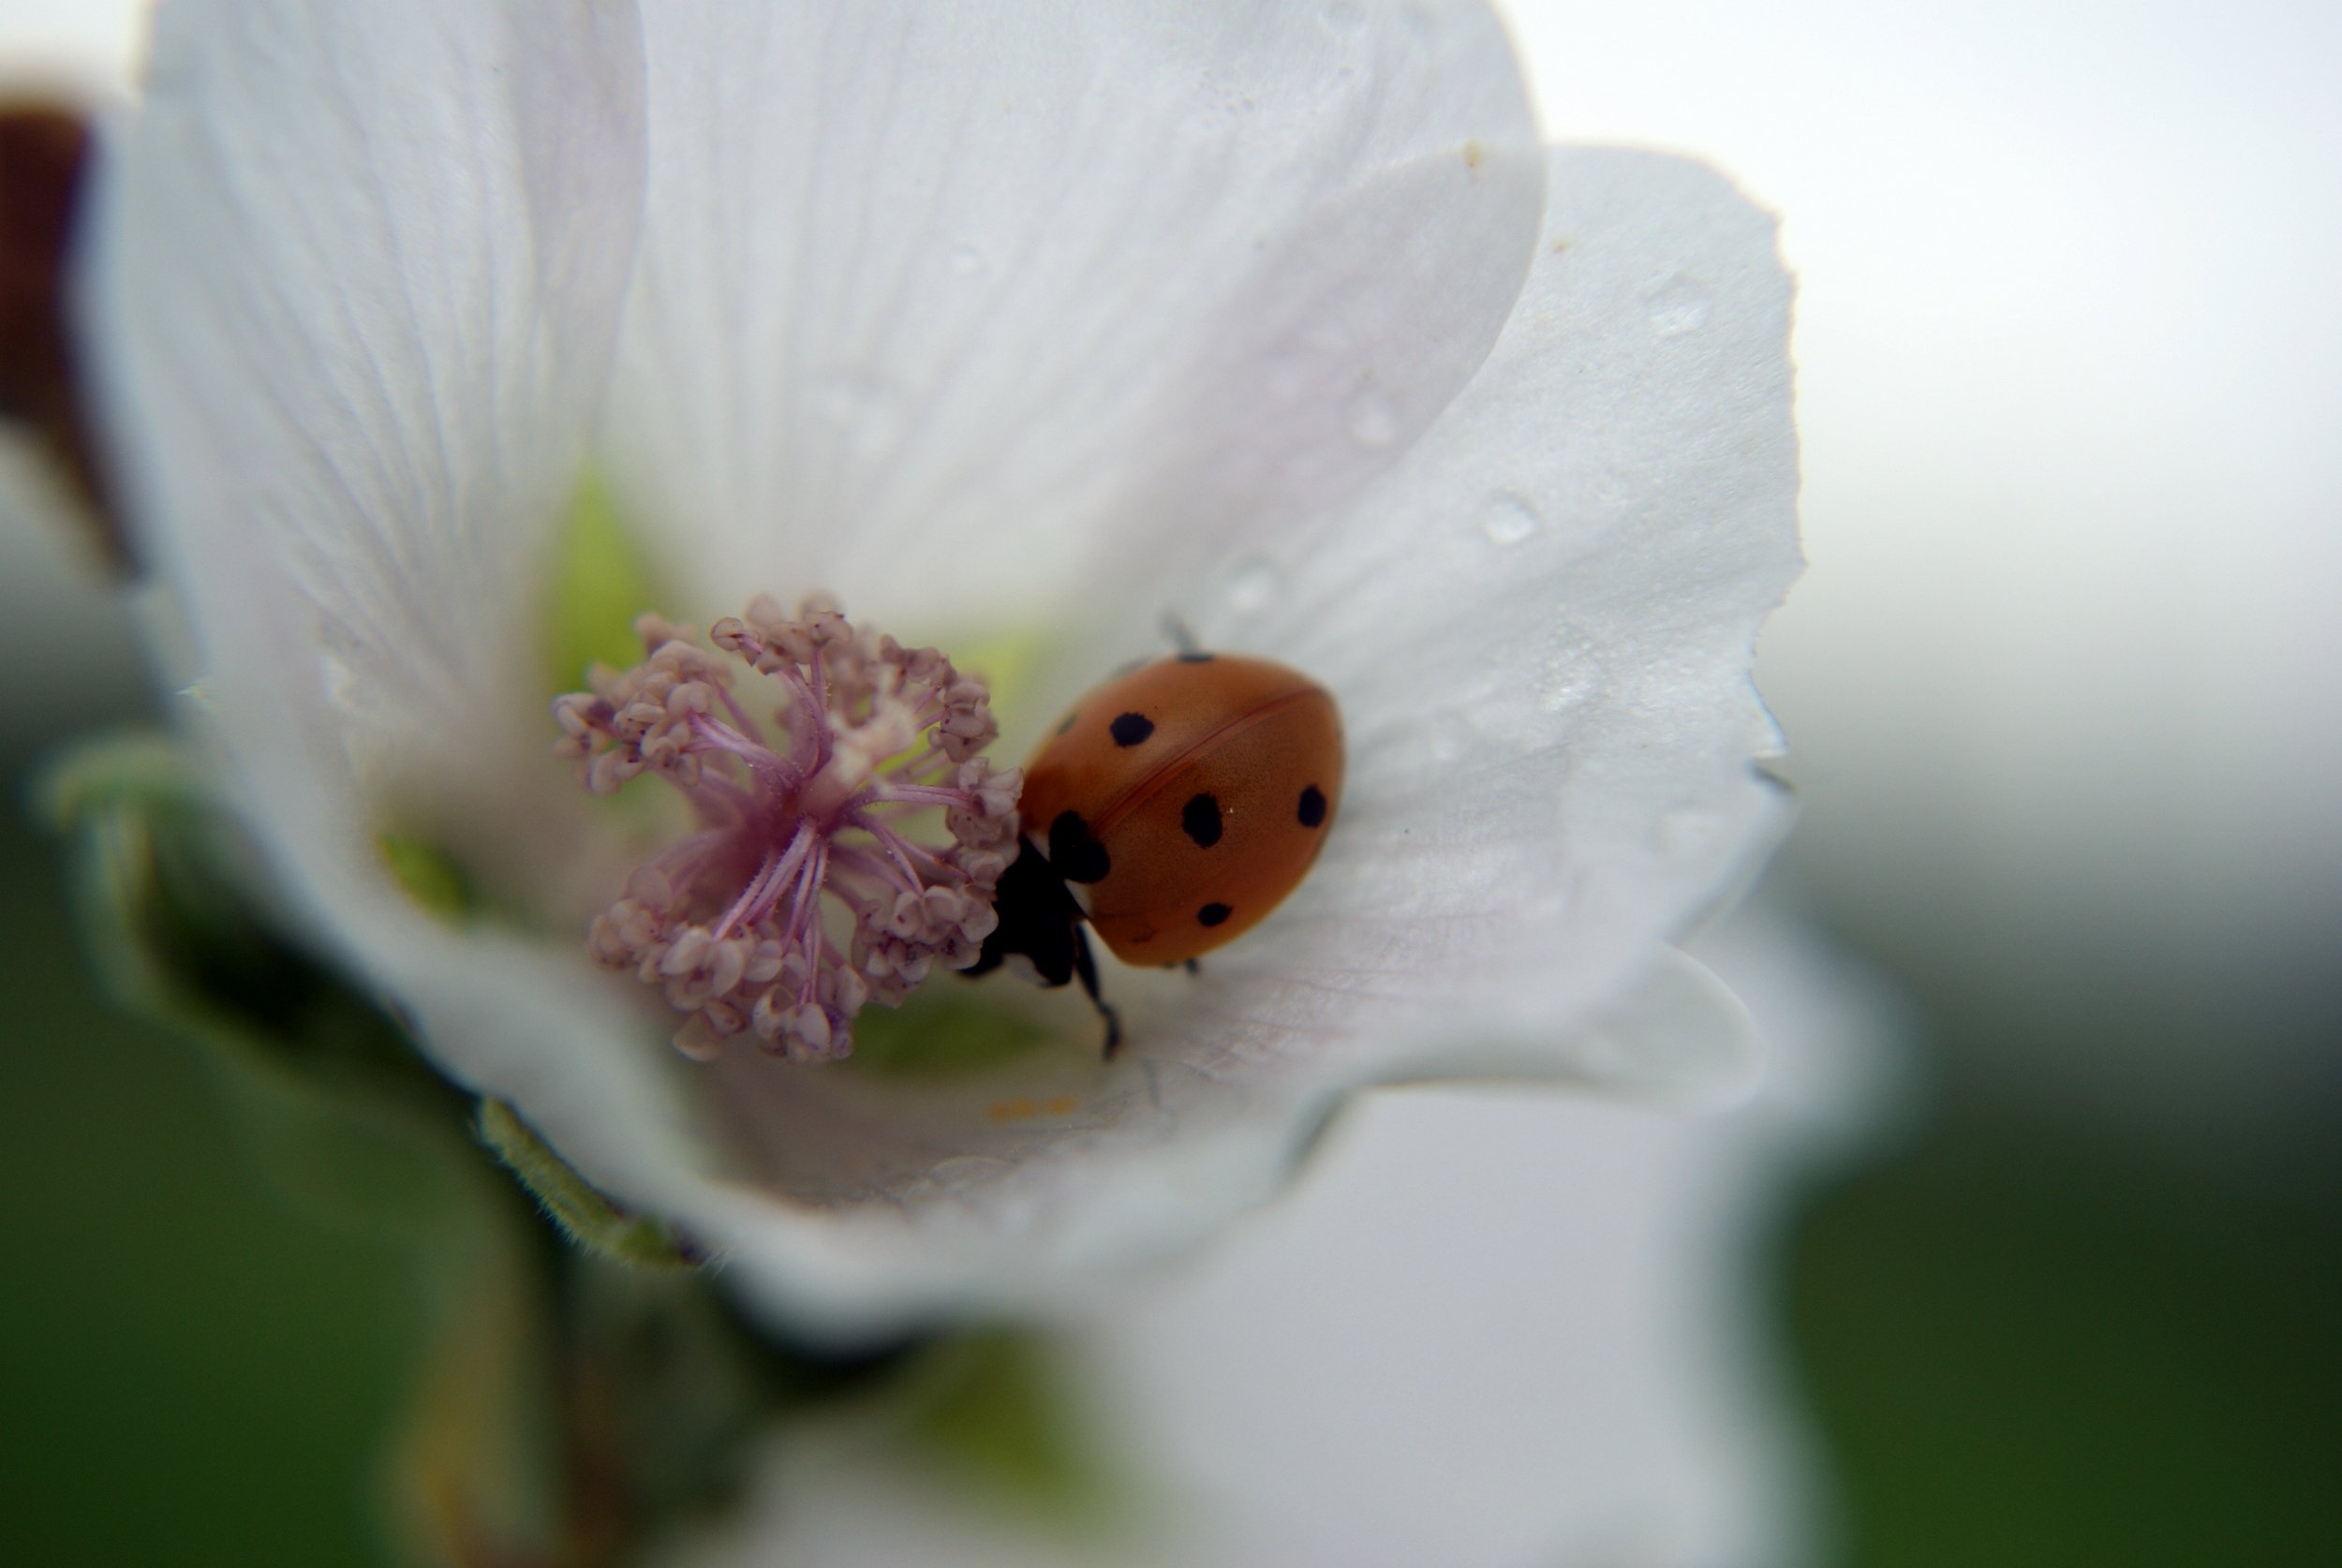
[1506,0,2342,1147]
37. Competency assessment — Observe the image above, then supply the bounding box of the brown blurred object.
[0,101,127,570]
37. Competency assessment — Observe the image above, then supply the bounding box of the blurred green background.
[2,738,414,1567]
[6,720,2337,1567]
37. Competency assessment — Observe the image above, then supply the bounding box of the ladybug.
[964,651,1343,1055]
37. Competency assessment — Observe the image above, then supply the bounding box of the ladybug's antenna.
[1159,609,1202,657]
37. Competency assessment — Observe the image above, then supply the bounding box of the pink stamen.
[554,596,1019,1065]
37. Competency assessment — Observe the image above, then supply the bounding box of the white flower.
[89,0,1799,1338]
[654,905,1902,1568]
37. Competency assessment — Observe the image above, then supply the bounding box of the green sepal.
[41,732,444,1090]
[476,1098,699,1272]
[37,727,193,816]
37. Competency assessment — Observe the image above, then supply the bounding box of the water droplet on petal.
[1224,555,1283,615]
[1537,673,1593,716]
[1478,491,1539,546]
[1428,710,1477,763]
[1344,388,1399,448]
[1645,274,1713,337]
[1536,624,1606,715]
[317,617,372,717]
[321,651,361,711]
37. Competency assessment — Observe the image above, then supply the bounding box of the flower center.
[552,595,1019,1063]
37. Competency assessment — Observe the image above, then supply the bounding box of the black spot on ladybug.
[1181,792,1223,848]
[1197,901,1232,927]
[1047,810,1112,883]
[1109,712,1154,747]
[1176,649,1216,663]
[1054,711,1078,736]
[1297,785,1327,828]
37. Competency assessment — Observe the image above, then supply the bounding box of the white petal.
[0,1,146,86]
[527,939,1742,1339]
[91,0,647,874]
[1410,944,1764,1104]
[654,904,1900,1568]
[1160,146,1800,1092]
[600,0,1542,627]
[1088,1099,1810,1568]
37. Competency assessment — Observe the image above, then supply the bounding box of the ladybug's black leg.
[1070,925,1122,1058]
[1182,957,1201,977]
[966,839,1120,1057]
[967,839,1077,984]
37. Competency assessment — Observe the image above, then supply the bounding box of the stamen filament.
[878,782,983,810]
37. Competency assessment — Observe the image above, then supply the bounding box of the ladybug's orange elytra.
[1020,653,1343,967]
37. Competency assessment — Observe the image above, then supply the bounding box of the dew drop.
[1535,626,1605,715]
[1344,387,1399,448]
[1428,710,1476,763]
[1536,672,1594,716]
[317,618,371,716]
[1224,555,1282,616]
[320,651,362,712]
[1645,274,1713,338]
[1478,491,1539,546]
